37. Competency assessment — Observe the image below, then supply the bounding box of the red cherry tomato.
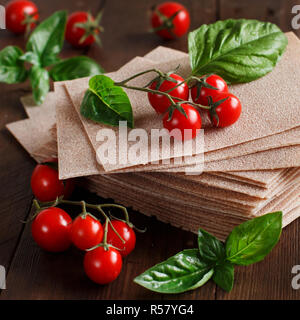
[6,0,39,34]
[31,159,75,202]
[70,215,104,250]
[163,104,202,140]
[66,12,99,48]
[84,246,122,284]
[209,92,242,128]
[107,220,136,257]
[151,2,190,39]
[191,74,229,106]
[31,207,72,252]
[148,73,189,114]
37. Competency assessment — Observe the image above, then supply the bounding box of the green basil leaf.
[198,228,226,264]
[188,19,288,83]
[134,249,214,294]
[49,56,104,81]
[19,51,40,66]
[213,261,234,292]
[80,75,134,128]
[26,11,67,67]
[0,46,28,84]
[29,66,50,105]
[226,211,282,266]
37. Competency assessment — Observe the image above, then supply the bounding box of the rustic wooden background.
[1,0,300,300]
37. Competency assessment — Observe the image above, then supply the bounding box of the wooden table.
[1,0,300,300]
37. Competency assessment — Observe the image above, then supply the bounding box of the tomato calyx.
[191,74,220,100]
[22,11,39,36]
[86,218,123,253]
[22,196,63,223]
[150,6,182,38]
[207,95,229,127]
[144,67,179,90]
[74,11,104,46]
[77,200,99,221]
[166,103,188,121]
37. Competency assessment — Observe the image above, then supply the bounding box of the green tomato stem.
[117,83,210,110]
[115,68,164,86]
[164,75,193,93]
[115,68,210,110]
[33,198,127,244]
[103,218,109,250]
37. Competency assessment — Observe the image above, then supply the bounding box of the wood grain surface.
[0,0,299,300]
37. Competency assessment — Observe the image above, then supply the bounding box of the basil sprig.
[26,11,67,68]
[189,19,288,84]
[134,212,282,293]
[0,46,28,84]
[0,11,104,105]
[29,66,50,105]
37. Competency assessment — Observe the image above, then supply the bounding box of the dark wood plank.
[278,0,300,37]
[219,0,300,36]
[88,0,218,71]
[0,84,34,272]
[0,0,104,296]
[0,2,36,286]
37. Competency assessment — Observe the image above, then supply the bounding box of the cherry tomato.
[6,0,39,34]
[209,92,242,128]
[163,104,202,140]
[151,2,190,39]
[70,215,104,250]
[84,246,122,284]
[31,159,75,202]
[148,73,189,114]
[66,12,99,48]
[107,220,136,257]
[31,207,72,252]
[191,74,229,106]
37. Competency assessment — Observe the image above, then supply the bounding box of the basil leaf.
[198,228,226,264]
[213,261,234,292]
[226,211,282,266]
[26,11,67,67]
[49,56,104,81]
[19,51,40,66]
[29,66,50,105]
[189,19,288,83]
[134,249,214,294]
[80,75,134,128]
[0,46,27,84]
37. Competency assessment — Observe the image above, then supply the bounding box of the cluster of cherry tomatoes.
[30,159,136,285]
[5,0,102,48]
[147,73,242,140]
[6,1,190,46]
